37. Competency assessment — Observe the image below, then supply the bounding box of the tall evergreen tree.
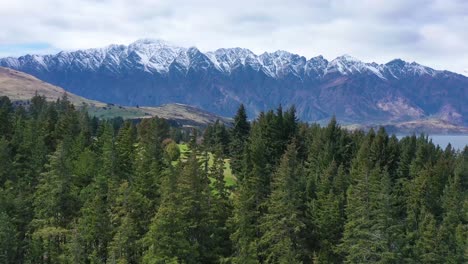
[115,121,136,180]
[107,181,149,264]
[134,117,168,213]
[144,153,212,263]
[310,161,345,263]
[203,120,230,154]
[414,209,440,263]
[31,138,78,263]
[0,212,17,264]
[339,131,402,263]
[209,147,233,261]
[71,123,115,263]
[0,138,12,185]
[259,142,307,263]
[230,147,260,264]
[230,104,250,176]
[437,154,467,263]
[0,96,13,139]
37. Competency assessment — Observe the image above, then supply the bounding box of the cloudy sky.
[0,0,467,74]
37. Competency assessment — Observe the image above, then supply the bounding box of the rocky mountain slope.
[1,39,467,126]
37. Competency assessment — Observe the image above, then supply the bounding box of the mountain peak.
[334,54,361,62]
[130,38,174,47]
[386,58,408,67]
[270,50,294,57]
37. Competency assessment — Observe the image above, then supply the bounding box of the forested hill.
[0,95,466,263]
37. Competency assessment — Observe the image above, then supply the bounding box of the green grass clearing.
[176,143,236,188]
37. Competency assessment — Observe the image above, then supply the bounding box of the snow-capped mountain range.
[1,39,439,79]
[1,39,467,125]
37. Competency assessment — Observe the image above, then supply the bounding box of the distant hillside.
[1,66,465,133]
[0,66,103,106]
[0,67,230,127]
[88,103,232,127]
[343,118,468,135]
[142,104,232,127]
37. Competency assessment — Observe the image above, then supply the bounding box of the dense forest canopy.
[0,95,466,263]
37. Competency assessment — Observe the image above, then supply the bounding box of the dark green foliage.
[309,161,345,263]
[339,132,405,263]
[437,154,467,263]
[230,104,251,176]
[30,139,79,263]
[230,146,261,263]
[209,148,233,261]
[115,121,136,180]
[203,120,230,155]
[0,212,17,264]
[259,142,307,263]
[0,96,13,139]
[0,95,464,263]
[143,153,213,263]
[0,137,12,185]
[108,180,149,264]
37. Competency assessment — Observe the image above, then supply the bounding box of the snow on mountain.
[207,48,259,73]
[0,39,444,80]
[128,39,186,72]
[324,54,386,79]
[384,59,438,79]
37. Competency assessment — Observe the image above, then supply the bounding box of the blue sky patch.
[0,42,58,57]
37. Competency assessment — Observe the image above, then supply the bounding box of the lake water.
[397,135,468,151]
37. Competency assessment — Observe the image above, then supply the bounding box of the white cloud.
[0,0,467,74]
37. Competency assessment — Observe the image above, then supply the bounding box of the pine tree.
[339,130,402,263]
[310,161,344,263]
[74,170,112,264]
[115,121,136,180]
[230,147,260,264]
[414,209,440,263]
[143,163,184,264]
[0,96,13,139]
[73,147,98,191]
[282,106,299,141]
[107,181,149,264]
[72,123,115,263]
[0,137,12,185]
[340,167,381,263]
[30,138,78,263]
[134,118,167,212]
[259,142,307,263]
[209,147,233,261]
[0,212,17,264]
[437,154,467,263]
[231,115,276,263]
[372,170,404,263]
[230,104,250,176]
[143,153,212,263]
[203,120,230,154]
[306,116,349,202]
